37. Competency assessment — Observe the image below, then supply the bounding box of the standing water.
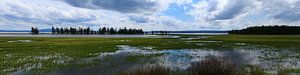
[11,43,300,75]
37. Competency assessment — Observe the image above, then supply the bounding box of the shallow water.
[10,44,300,75]
[110,46,300,72]
[7,40,35,43]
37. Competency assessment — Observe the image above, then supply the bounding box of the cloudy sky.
[0,0,299,30]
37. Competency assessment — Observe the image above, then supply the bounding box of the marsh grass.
[125,64,171,75]
[123,57,272,75]
[125,57,241,75]
[243,65,267,75]
[188,57,239,75]
[277,69,300,75]
[203,35,300,49]
[0,37,201,74]
[1,35,300,74]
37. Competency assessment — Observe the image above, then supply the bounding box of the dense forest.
[31,27,144,35]
[229,25,300,35]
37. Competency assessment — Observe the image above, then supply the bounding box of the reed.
[125,64,171,75]
[188,57,239,75]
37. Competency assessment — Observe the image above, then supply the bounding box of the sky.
[0,0,300,31]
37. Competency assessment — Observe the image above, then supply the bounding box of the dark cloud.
[128,16,149,23]
[210,0,248,20]
[63,0,157,13]
[273,2,300,22]
[1,14,94,25]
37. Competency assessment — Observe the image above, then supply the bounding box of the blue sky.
[162,3,193,21]
[0,0,300,30]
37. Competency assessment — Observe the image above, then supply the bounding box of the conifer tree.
[31,27,39,34]
[52,26,55,34]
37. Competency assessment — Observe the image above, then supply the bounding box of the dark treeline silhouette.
[147,31,169,34]
[229,25,300,35]
[31,27,39,34]
[51,26,144,35]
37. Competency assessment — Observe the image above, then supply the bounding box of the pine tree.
[97,27,101,34]
[110,28,117,34]
[60,28,64,34]
[56,27,60,34]
[70,27,76,34]
[79,27,83,35]
[64,28,69,34]
[101,27,107,34]
[87,27,91,34]
[31,27,39,34]
[52,26,55,34]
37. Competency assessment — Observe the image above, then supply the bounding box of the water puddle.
[112,40,131,42]
[109,45,300,72]
[7,40,35,43]
[179,36,210,40]
[185,40,223,43]
[9,54,73,75]
[148,35,180,38]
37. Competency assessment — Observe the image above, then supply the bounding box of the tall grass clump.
[276,69,300,75]
[123,57,272,75]
[188,57,239,75]
[244,65,267,75]
[125,64,171,75]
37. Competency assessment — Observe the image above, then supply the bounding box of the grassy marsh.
[0,35,299,74]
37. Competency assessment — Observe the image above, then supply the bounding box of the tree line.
[229,25,300,35]
[50,27,144,35]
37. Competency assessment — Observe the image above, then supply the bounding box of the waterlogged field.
[0,35,300,75]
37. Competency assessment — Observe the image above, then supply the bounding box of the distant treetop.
[229,25,300,35]
[31,27,39,34]
[50,27,144,35]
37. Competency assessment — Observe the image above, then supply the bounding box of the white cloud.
[62,0,191,15]
[189,0,300,29]
[0,0,194,30]
[0,0,299,30]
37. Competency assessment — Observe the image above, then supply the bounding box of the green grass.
[200,35,300,49]
[0,37,201,74]
[0,35,299,74]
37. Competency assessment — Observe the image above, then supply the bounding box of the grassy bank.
[201,35,300,49]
